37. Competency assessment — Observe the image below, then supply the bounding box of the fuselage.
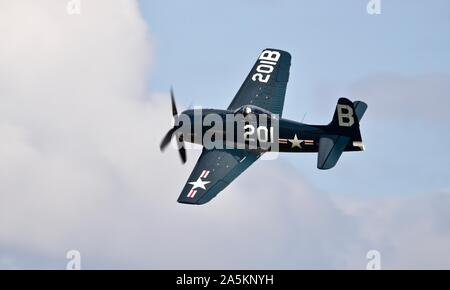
[176,106,362,153]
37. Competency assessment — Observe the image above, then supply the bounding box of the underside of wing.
[177,149,260,205]
[228,48,291,117]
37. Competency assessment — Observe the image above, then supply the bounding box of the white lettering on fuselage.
[243,124,274,143]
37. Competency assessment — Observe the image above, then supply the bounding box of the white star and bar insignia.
[278,135,315,148]
[289,134,303,148]
[187,170,210,199]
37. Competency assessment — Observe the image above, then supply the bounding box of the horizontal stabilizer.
[317,135,350,170]
[353,101,368,121]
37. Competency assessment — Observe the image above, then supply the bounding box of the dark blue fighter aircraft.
[160,49,367,205]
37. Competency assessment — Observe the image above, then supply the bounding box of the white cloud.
[0,1,449,269]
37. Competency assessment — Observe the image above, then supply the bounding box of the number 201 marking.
[244,125,274,142]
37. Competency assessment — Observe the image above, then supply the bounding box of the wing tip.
[262,48,291,59]
[177,198,206,205]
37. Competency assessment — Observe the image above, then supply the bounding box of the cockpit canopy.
[233,105,274,117]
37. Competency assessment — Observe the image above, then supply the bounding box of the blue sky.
[140,0,450,197]
[141,0,450,90]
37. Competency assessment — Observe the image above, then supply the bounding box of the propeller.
[160,88,187,164]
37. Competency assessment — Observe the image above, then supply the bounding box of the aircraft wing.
[177,149,260,205]
[227,48,291,117]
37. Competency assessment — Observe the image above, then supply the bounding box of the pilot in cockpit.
[235,106,254,117]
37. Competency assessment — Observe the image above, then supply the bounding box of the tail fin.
[317,98,367,170]
[328,97,362,141]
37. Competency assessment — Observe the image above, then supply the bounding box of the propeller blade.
[178,146,187,164]
[171,87,178,117]
[160,127,177,151]
[176,135,187,164]
[161,87,187,164]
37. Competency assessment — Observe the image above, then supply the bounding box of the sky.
[0,0,449,269]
